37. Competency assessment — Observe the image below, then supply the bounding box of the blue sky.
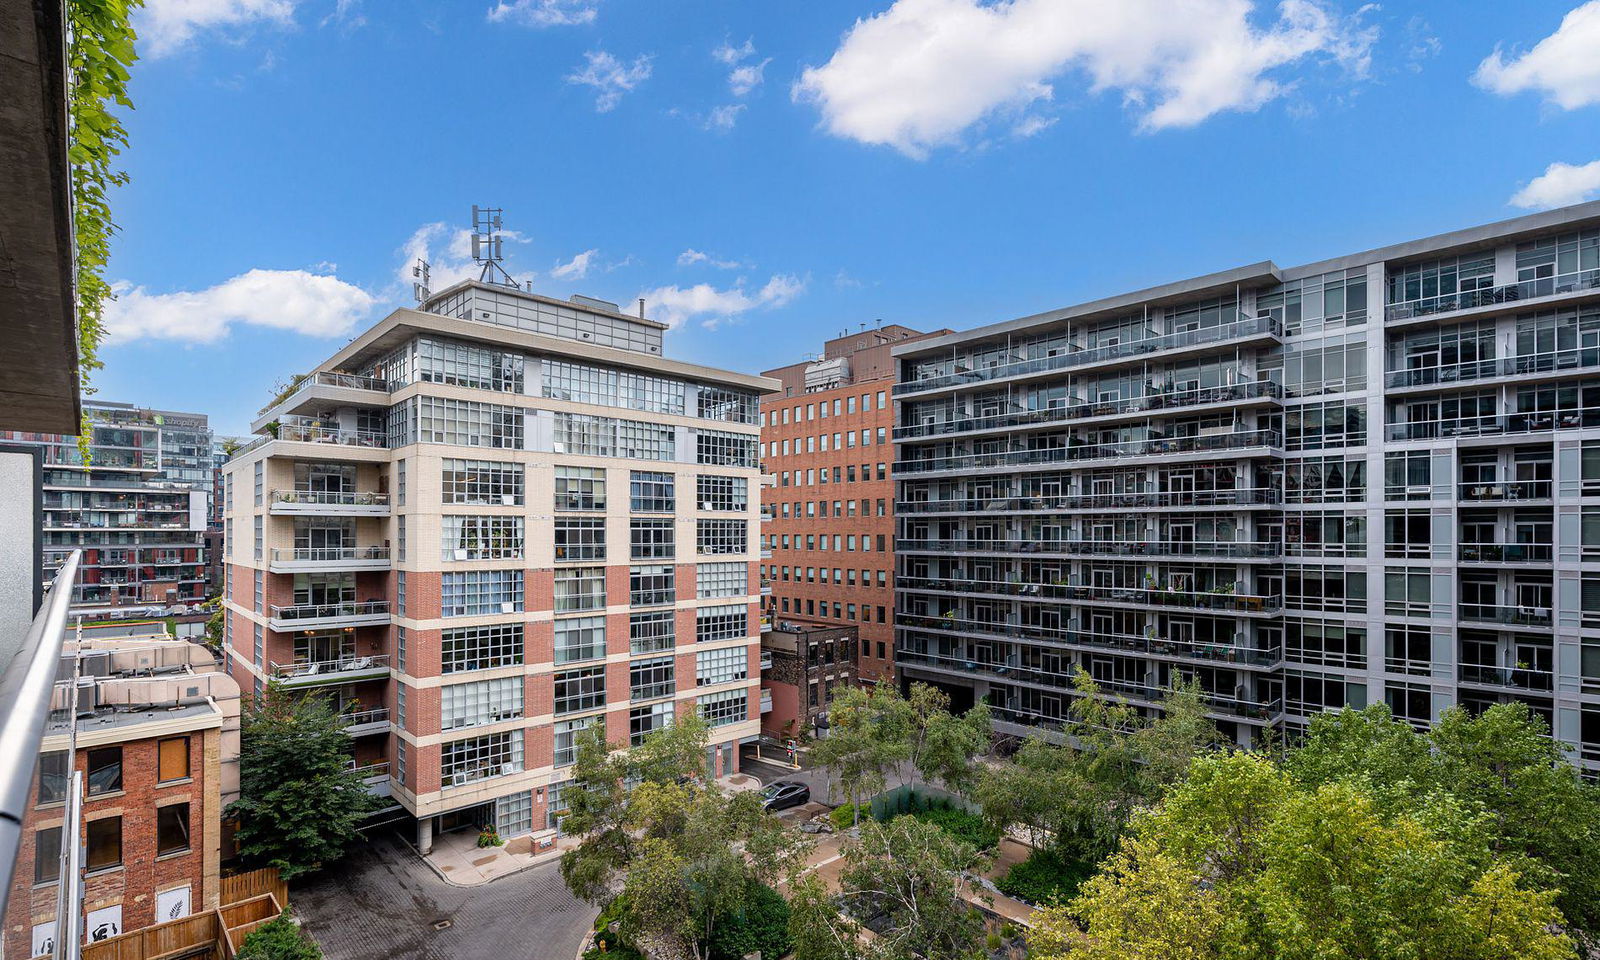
[95,0,1600,436]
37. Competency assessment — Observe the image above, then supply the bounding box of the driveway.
[294,831,597,960]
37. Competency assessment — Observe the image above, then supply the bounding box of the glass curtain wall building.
[892,200,1600,771]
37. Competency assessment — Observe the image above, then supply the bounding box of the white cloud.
[105,269,375,344]
[551,249,599,281]
[567,50,653,112]
[638,274,806,329]
[677,249,745,270]
[1474,1,1600,110]
[1511,160,1600,210]
[729,59,772,96]
[137,0,297,57]
[705,104,746,131]
[793,0,1376,158]
[714,38,756,66]
[487,0,599,26]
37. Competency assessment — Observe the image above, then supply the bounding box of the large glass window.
[697,385,759,424]
[696,475,748,511]
[555,616,606,664]
[697,519,747,555]
[86,747,122,796]
[555,567,606,612]
[441,570,524,617]
[86,817,121,871]
[442,624,524,673]
[630,471,676,512]
[545,359,687,416]
[555,518,606,562]
[442,677,525,731]
[695,430,758,467]
[442,515,525,561]
[415,337,524,392]
[442,459,524,505]
[698,688,748,728]
[696,646,748,686]
[630,565,675,606]
[696,604,747,643]
[156,804,191,856]
[630,519,675,560]
[441,730,524,787]
[630,610,676,653]
[554,716,601,767]
[553,414,674,461]
[554,666,607,715]
[555,466,606,511]
[630,702,674,746]
[630,656,675,701]
[696,562,747,598]
[410,396,524,449]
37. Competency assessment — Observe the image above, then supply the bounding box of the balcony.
[896,613,1280,668]
[1457,480,1553,502]
[252,371,390,430]
[897,487,1281,515]
[760,578,773,596]
[269,545,392,574]
[897,575,1281,615]
[238,415,388,458]
[1457,603,1552,628]
[1459,664,1555,693]
[1386,409,1600,443]
[895,314,1283,397]
[270,654,391,686]
[350,760,392,797]
[1457,542,1553,565]
[342,706,392,735]
[1384,269,1600,324]
[897,539,1281,561]
[895,381,1284,441]
[760,614,772,633]
[1386,346,1600,391]
[760,689,773,713]
[270,489,390,517]
[760,650,774,671]
[895,429,1283,476]
[268,599,390,631]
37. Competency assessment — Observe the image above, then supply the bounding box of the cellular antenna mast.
[411,258,431,304]
[471,205,521,289]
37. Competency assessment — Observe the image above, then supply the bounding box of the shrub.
[903,805,1000,850]
[235,916,322,960]
[830,802,872,831]
[996,848,1095,906]
[709,882,791,960]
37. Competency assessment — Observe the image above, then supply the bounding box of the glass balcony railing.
[896,575,1281,613]
[895,315,1283,395]
[269,600,391,622]
[1457,603,1552,627]
[1457,480,1553,501]
[896,487,1281,514]
[1457,543,1553,563]
[1459,663,1555,692]
[895,429,1283,475]
[270,654,390,680]
[896,613,1280,666]
[271,489,390,507]
[240,415,387,456]
[1386,409,1600,441]
[894,381,1283,440]
[897,539,1281,559]
[271,545,391,564]
[1386,346,1600,388]
[1385,269,1600,322]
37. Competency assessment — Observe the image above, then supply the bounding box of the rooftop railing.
[895,429,1283,474]
[1385,269,1600,322]
[895,314,1282,395]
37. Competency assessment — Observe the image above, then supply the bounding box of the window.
[555,616,606,664]
[442,677,525,731]
[697,519,747,555]
[254,461,263,505]
[554,666,607,715]
[631,611,676,653]
[156,804,191,856]
[555,466,606,511]
[253,516,262,561]
[630,471,675,512]
[35,826,60,883]
[442,515,525,561]
[37,750,67,805]
[87,747,122,796]
[405,396,524,448]
[698,688,748,727]
[1285,620,1367,668]
[1386,681,1432,728]
[697,562,747,598]
[630,565,675,606]
[397,571,406,617]
[697,646,748,686]
[555,518,606,561]
[555,567,606,612]
[1384,510,1432,559]
[545,359,687,416]
[696,604,747,643]
[697,475,748,511]
[553,413,675,460]
[158,738,190,783]
[441,730,524,787]
[631,702,674,746]
[630,519,675,560]
[554,716,601,767]
[697,385,759,424]
[441,570,524,617]
[1385,626,1431,676]
[443,459,524,505]
[86,816,121,871]
[397,626,407,672]
[630,656,675,701]
[414,336,524,392]
[1385,568,1432,618]
[696,430,758,467]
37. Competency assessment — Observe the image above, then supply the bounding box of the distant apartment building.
[206,437,245,597]
[758,324,948,696]
[892,200,1600,771]
[3,631,240,958]
[221,279,774,851]
[0,401,213,613]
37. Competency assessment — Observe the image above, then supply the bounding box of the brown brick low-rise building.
[760,622,857,741]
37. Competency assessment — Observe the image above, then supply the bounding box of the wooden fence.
[220,868,288,909]
[35,869,288,960]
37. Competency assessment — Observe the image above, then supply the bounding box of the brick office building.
[758,324,949,696]
[4,633,240,958]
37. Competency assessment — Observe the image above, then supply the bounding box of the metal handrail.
[0,550,80,922]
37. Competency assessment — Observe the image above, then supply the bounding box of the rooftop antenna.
[411,259,431,304]
[471,205,521,289]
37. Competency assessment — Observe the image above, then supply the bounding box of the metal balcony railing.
[896,487,1281,514]
[268,600,390,622]
[897,539,1281,559]
[271,654,390,679]
[271,489,390,507]
[1457,603,1552,627]
[1385,269,1600,322]
[1386,409,1600,441]
[1385,346,1600,388]
[896,429,1283,475]
[343,707,391,728]
[307,370,388,392]
[896,575,1281,613]
[271,545,391,563]
[1457,542,1553,563]
[1459,664,1555,692]
[895,314,1281,395]
[1457,480,1553,502]
[895,381,1283,440]
[896,613,1280,667]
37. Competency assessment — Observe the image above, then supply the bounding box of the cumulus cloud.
[705,104,746,131]
[568,50,653,112]
[793,0,1376,158]
[105,269,376,344]
[677,249,745,270]
[713,38,756,66]
[1511,160,1600,210]
[551,249,599,281]
[715,37,771,97]
[487,0,599,26]
[137,0,297,57]
[1474,1,1600,110]
[639,274,806,329]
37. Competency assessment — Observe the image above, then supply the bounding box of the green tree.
[809,684,914,828]
[234,915,323,960]
[227,682,381,879]
[786,873,858,960]
[905,683,992,796]
[1031,751,1578,960]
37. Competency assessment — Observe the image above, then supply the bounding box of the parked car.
[761,780,810,811]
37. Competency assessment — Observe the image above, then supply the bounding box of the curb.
[393,830,566,889]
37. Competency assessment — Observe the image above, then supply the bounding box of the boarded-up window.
[158,738,190,783]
